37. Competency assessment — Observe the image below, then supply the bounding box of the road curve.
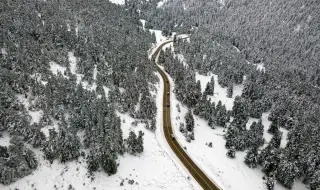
[151,40,221,190]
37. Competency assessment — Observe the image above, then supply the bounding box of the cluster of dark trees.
[158,49,202,108]
[1,0,156,184]
[0,137,38,185]
[131,0,320,189]
[178,109,195,142]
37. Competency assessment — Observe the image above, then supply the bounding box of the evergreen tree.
[232,96,248,123]
[269,130,282,149]
[87,152,99,173]
[268,121,279,135]
[127,131,137,155]
[309,168,320,190]
[158,50,166,65]
[265,175,275,190]
[185,109,195,133]
[247,121,265,148]
[204,77,214,96]
[150,118,156,131]
[226,148,236,158]
[136,131,144,154]
[244,146,259,168]
[227,83,233,98]
[276,159,299,189]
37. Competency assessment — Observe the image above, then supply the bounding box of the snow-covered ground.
[163,68,307,190]
[149,29,169,44]
[0,68,196,190]
[108,0,125,5]
[157,0,168,8]
[140,19,146,31]
[67,51,97,91]
[0,34,199,189]
[149,26,305,189]
[49,61,67,77]
[195,72,243,110]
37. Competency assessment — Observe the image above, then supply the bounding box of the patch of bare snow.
[177,34,191,43]
[261,112,273,144]
[218,0,225,6]
[68,52,77,74]
[68,51,97,90]
[75,25,79,37]
[0,132,11,146]
[108,0,125,5]
[149,29,168,44]
[140,19,146,30]
[256,63,265,72]
[279,128,289,148]
[157,0,168,8]
[103,86,110,97]
[195,72,244,110]
[119,87,125,93]
[28,110,43,124]
[93,65,98,80]
[16,94,30,109]
[1,48,7,58]
[81,81,97,91]
[49,61,67,77]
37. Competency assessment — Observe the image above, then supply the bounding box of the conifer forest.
[1,0,319,189]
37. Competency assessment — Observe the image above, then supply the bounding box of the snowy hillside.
[149,27,308,190]
[167,72,307,190]
[0,73,196,190]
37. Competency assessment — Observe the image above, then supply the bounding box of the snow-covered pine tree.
[226,147,236,158]
[227,83,233,98]
[268,121,280,134]
[185,109,195,133]
[136,131,144,154]
[265,175,275,190]
[127,131,137,155]
[276,159,299,189]
[244,146,259,168]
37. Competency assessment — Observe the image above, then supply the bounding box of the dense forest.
[129,0,320,189]
[0,0,158,185]
[1,0,319,189]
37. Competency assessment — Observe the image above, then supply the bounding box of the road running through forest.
[151,39,221,190]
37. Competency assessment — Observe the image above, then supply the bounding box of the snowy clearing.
[28,110,43,124]
[195,72,244,110]
[149,29,168,44]
[0,72,196,190]
[0,132,11,147]
[108,0,125,5]
[49,61,67,77]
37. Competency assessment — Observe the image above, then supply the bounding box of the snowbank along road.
[151,40,221,190]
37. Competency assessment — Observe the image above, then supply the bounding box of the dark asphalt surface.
[152,39,221,190]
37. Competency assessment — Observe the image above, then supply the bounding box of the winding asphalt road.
[151,40,221,190]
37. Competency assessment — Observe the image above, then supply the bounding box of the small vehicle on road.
[167,92,170,95]
[167,103,170,107]
[170,134,175,140]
